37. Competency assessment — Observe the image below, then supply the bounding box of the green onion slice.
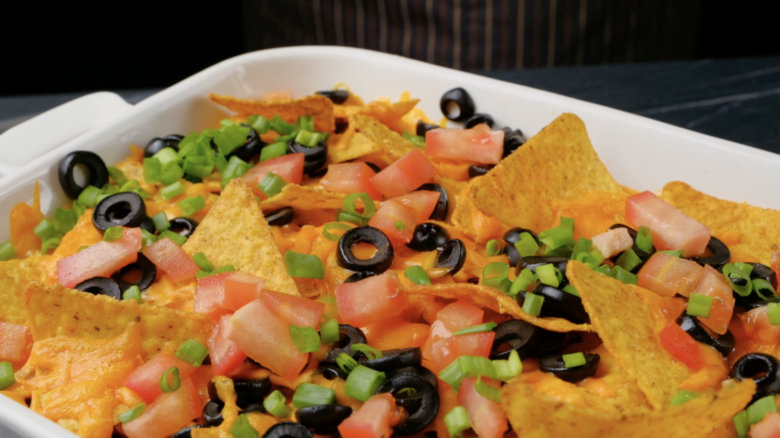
[42,235,62,254]
[159,366,181,393]
[475,375,500,402]
[54,208,78,234]
[143,157,163,183]
[493,350,523,381]
[159,230,187,247]
[669,389,701,406]
[290,325,322,353]
[509,268,536,297]
[452,322,497,336]
[536,263,559,287]
[404,265,432,286]
[522,293,545,317]
[687,293,714,318]
[34,219,55,241]
[659,249,683,257]
[482,262,510,290]
[562,352,587,368]
[103,226,125,242]
[117,402,145,424]
[768,303,780,326]
[562,284,580,297]
[271,115,296,135]
[320,319,340,344]
[0,361,16,390]
[108,166,128,186]
[747,395,778,425]
[230,413,259,438]
[284,251,325,279]
[615,248,642,272]
[77,185,102,208]
[514,232,540,257]
[606,265,639,285]
[178,195,206,216]
[193,252,215,272]
[123,285,142,304]
[636,226,653,253]
[350,343,384,360]
[336,352,359,374]
[722,263,753,297]
[343,193,376,219]
[734,410,748,438]
[175,339,210,367]
[570,237,593,261]
[322,222,354,241]
[260,142,288,162]
[249,115,272,134]
[735,262,754,277]
[263,390,292,418]
[458,355,497,380]
[538,224,574,251]
[258,172,287,198]
[444,406,471,438]
[293,383,336,408]
[345,365,386,402]
[485,239,502,257]
[336,210,367,226]
[754,279,778,301]
[438,359,465,392]
[0,242,17,261]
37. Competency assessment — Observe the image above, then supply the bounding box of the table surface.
[1,56,779,155]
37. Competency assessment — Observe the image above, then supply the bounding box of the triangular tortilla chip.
[567,261,690,408]
[662,181,780,265]
[209,94,335,133]
[470,113,622,231]
[259,184,378,212]
[502,379,754,438]
[182,178,299,296]
[350,114,416,159]
[0,255,46,325]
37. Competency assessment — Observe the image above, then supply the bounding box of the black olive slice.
[316,89,350,104]
[93,192,147,231]
[407,223,450,252]
[730,353,780,395]
[58,151,110,199]
[360,348,422,371]
[489,320,543,360]
[289,140,327,161]
[463,113,495,129]
[378,373,440,435]
[297,404,353,435]
[747,263,777,282]
[304,154,328,176]
[168,217,198,238]
[324,325,368,363]
[502,130,525,158]
[263,422,315,438]
[676,314,735,357]
[416,184,449,221]
[138,216,156,234]
[416,120,440,137]
[517,256,569,277]
[539,353,600,383]
[440,87,476,122]
[242,403,266,414]
[690,236,730,269]
[529,329,569,358]
[171,424,208,438]
[344,271,377,283]
[504,228,540,267]
[145,134,183,157]
[532,285,590,324]
[435,239,466,276]
[386,365,438,390]
[468,164,494,178]
[233,378,273,410]
[111,253,157,292]
[75,277,121,300]
[230,126,266,161]
[316,363,349,381]
[608,224,656,261]
[203,399,224,426]
[265,207,294,227]
[337,226,394,273]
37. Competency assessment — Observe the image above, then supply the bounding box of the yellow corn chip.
[450,178,509,244]
[470,113,622,231]
[502,379,754,438]
[362,99,420,133]
[327,126,381,164]
[567,261,690,409]
[404,283,592,333]
[0,255,46,325]
[209,93,335,132]
[350,114,416,159]
[259,183,381,213]
[182,178,299,296]
[662,181,780,265]
[23,282,213,360]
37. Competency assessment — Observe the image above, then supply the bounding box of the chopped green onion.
[72,200,86,217]
[175,339,210,367]
[320,319,340,344]
[322,223,354,241]
[143,157,163,183]
[0,361,15,390]
[159,366,181,393]
[215,153,229,174]
[34,219,55,241]
[615,248,642,272]
[593,264,611,275]
[669,389,701,406]
[290,325,322,353]
[482,262,510,289]
[475,375,500,402]
[123,285,142,304]
[606,265,639,285]
[284,251,325,279]
[562,352,587,368]
[336,210,367,226]
[336,352,359,374]
[343,193,376,220]
[78,245,89,252]
[258,172,287,198]
[394,220,405,231]
[438,359,465,392]
[404,266,432,286]
[178,195,206,216]
[140,229,157,248]
[636,226,653,253]
[444,406,471,438]
[120,180,141,193]
[536,263,559,287]
[159,230,187,247]
[214,124,250,156]
[687,293,714,318]
[54,208,79,234]
[183,156,215,178]
[493,350,523,381]
[590,248,605,265]
[562,284,580,297]
[260,142,289,162]
[230,413,259,438]
[538,224,574,250]
[570,237,593,261]
[561,216,574,230]
[41,235,62,254]
[117,402,145,424]
[270,115,296,135]
[108,166,128,186]
[103,226,125,242]
[161,181,185,200]
[310,132,329,144]
[298,115,315,133]
[295,130,318,147]
[452,322,497,336]
[747,395,778,425]
[397,387,418,397]
[159,162,184,186]
[351,343,384,360]
[345,365,386,402]
[768,303,780,326]
[734,410,748,438]
[754,279,778,301]
[77,185,102,208]
[0,243,17,261]
[736,262,754,277]
[293,383,336,408]
[509,268,536,296]
[402,131,426,149]
[485,239,502,257]
[723,263,753,297]
[457,355,497,380]
[152,212,171,232]
[221,118,236,127]
[193,252,214,272]
[153,147,180,166]
[222,156,248,188]
[196,264,237,279]
[544,241,574,257]
[522,293,545,317]
[659,249,683,257]
[514,232,540,257]
[249,115,271,134]
[263,390,291,418]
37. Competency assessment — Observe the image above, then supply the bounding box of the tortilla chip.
[567,261,690,408]
[363,99,420,133]
[23,282,213,360]
[404,283,592,333]
[502,379,754,438]
[259,183,381,213]
[209,94,335,133]
[450,178,508,243]
[0,255,46,325]
[350,115,416,159]
[327,126,381,164]
[662,181,780,265]
[470,113,622,231]
[182,178,299,296]
[549,190,631,240]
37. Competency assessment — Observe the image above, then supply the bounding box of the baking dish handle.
[0,92,133,178]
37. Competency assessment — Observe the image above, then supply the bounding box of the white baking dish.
[0,46,778,438]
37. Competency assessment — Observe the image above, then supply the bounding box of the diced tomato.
[740,307,780,345]
[243,153,305,197]
[227,300,308,382]
[320,162,382,201]
[122,377,202,438]
[371,149,437,198]
[429,332,495,372]
[752,411,780,438]
[637,252,704,298]
[0,321,32,364]
[368,200,416,249]
[393,191,439,225]
[124,353,197,403]
[209,315,247,376]
[591,227,634,258]
[436,300,484,333]
[194,272,233,320]
[142,238,199,283]
[335,271,408,328]
[260,289,325,329]
[57,227,141,288]
[659,322,705,371]
[223,272,265,311]
[458,378,508,438]
[425,126,504,165]
[338,393,404,438]
[625,191,711,257]
[692,265,735,335]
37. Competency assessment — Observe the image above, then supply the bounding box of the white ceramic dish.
[0,46,778,438]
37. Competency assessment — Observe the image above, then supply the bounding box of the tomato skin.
[430,332,495,372]
[122,377,202,438]
[142,238,199,283]
[740,307,780,345]
[752,412,780,438]
[371,149,437,199]
[57,227,141,288]
[227,300,308,382]
[223,272,265,311]
[659,322,705,371]
[338,393,402,438]
[0,321,32,365]
[260,289,325,329]
[625,191,711,257]
[124,353,197,403]
[637,252,704,298]
[425,126,504,165]
[458,378,508,438]
[243,153,305,198]
[194,272,234,320]
[692,265,735,335]
[368,200,417,249]
[320,162,382,201]
[591,227,634,258]
[393,191,440,225]
[335,271,408,328]
[209,315,247,376]
[436,300,484,333]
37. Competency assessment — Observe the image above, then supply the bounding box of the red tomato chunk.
[122,377,201,438]
[0,321,32,364]
[124,352,197,403]
[393,191,440,225]
[659,322,705,371]
[338,393,403,438]
[195,272,265,320]
[260,289,325,329]
[143,238,199,283]
[692,265,735,335]
[320,162,382,201]
[371,149,436,199]
[243,153,305,198]
[458,377,508,438]
[425,126,504,165]
[626,191,710,257]
[57,227,141,288]
[336,271,407,328]
[368,199,417,249]
[209,315,247,377]
[637,252,704,298]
